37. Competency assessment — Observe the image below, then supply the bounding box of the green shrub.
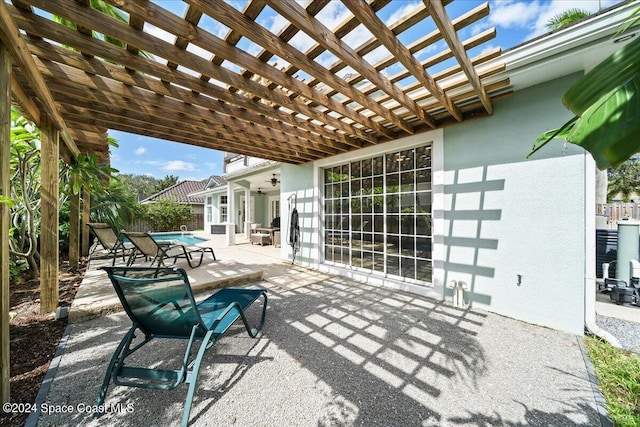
[140,200,192,232]
[9,258,28,285]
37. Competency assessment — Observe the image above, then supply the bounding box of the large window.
[323,145,432,283]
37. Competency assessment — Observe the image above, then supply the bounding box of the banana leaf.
[564,73,640,169]
[563,34,640,115]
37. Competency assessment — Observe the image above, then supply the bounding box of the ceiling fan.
[269,174,280,187]
[256,188,265,196]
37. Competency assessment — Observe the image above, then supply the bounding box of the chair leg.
[185,250,204,268]
[181,330,214,427]
[95,326,137,418]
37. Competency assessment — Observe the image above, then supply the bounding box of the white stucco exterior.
[278,73,591,334]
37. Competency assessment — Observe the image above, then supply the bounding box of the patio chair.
[122,231,215,268]
[86,223,135,267]
[96,266,267,427]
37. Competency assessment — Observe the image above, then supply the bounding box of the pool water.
[150,233,207,246]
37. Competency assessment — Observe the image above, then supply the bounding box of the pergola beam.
[0,40,11,406]
[14,2,375,146]
[259,0,420,133]
[423,0,493,115]
[4,0,502,163]
[344,0,461,123]
[39,113,59,314]
[0,1,78,155]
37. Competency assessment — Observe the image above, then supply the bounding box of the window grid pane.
[323,144,432,284]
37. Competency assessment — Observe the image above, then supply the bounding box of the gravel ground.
[596,315,640,353]
[36,277,601,427]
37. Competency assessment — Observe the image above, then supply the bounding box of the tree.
[9,109,42,277]
[607,157,640,202]
[530,5,640,169]
[117,173,159,201]
[155,175,179,194]
[546,8,591,31]
[8,108,116,279]
[90,177,141,230]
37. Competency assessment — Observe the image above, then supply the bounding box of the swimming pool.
[150,233,208,246]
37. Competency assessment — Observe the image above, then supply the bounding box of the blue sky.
[110,0,617,180]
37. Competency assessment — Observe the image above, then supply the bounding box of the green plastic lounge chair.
[96,266,267,427]
[122,231,215,268]
[87,223,135,267]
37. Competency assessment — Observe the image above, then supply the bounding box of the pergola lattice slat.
[5,0,505,162]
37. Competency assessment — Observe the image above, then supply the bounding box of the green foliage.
[9,259,28,285]
[65,154,118,196]
[607,157,640,202]
[90,177,141,229]
[0,196,14,208]
[58,201,71,253]
[118,173,161,201]
[585,336,640,426]
[546,8,591,31]
[139,200,192,232]
[52,0,153,59]
[8,107,118,277]
[530,6,640,169]
[154,175,180,194]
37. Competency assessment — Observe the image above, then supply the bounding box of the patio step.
[68,259,263,323]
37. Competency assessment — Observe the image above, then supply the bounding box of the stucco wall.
[280,162,317,264]
[280,73,590,334]
[442,73,587,333]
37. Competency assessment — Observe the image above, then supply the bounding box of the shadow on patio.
[37,259,600,426]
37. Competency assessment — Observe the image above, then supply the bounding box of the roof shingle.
[142,180,206,204]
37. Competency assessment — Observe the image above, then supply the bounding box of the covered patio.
[0,0,505,403]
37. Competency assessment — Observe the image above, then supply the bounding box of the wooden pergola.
[0,0,508,402]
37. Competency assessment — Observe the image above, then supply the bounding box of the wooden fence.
[127,213,204,232]
[599,203,640,228]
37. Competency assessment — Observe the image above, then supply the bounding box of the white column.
[226,182,235,246]
[244,187,251,238]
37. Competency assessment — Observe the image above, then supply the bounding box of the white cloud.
[489,0,544,29]
[135,146,147,155]
[385,1,421,26]
[163,160,197,172]
[483,0,620,41]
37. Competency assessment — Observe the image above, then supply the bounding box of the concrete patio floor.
[33,233,606,426]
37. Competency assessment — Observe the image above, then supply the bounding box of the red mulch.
[0,260,84,427]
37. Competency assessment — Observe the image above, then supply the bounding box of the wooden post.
[40,114,59,314]
[68,179,80,270]
[0,40,12,405]
[81,187,90,257]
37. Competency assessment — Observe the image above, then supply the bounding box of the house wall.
[280,73,590,334]
[256,189,278,226]
[441,73,587,334]
[280,162,317,264]
[202,191,225,233]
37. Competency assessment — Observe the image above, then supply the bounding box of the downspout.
[583,153,622,347]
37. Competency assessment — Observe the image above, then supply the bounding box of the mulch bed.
[0,260,84,427]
